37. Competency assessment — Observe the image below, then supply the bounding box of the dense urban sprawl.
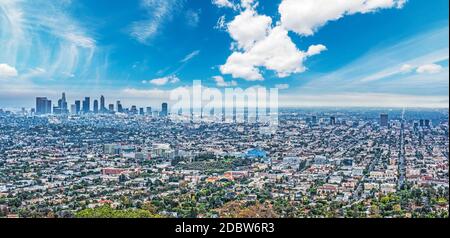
[0,99,448,218]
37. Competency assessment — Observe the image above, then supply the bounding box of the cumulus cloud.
[215,1,329,81]
[214,0,405,81]
[0,63,18,78]
[240,0,257,9]
[416,64,443,74]
[213,75,238,87]
[221,26,325,80]
[227,9,272,50]
[306,44,328,57]
[279,0,407,36]
[146,75,180,86]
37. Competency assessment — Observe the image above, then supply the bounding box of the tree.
[75,205,163,218]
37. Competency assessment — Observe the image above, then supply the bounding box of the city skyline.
[0,0,449,108]
[32,92,168,116]
[1,93,449,113]
[2,90,447,114]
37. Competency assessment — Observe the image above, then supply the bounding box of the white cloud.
[19,67,48,80]
[240,0,257,9]
[147,75,180,86]
[215,15,227,30]
[216,1,329,81]
[275,84,289,90]
[416,64,443,74]
[180,50,200,63]
[290,25,449,99]
[214,0,408,81]
[220,51,263,81]
[400,64,414,73]
[227,9,272,50]
[212,0,236,9]
[129,0,184,43]
[279,0,406,36]
[0,63,18,78]
[221,26,324,80]
[0,0,104,82]
[213,75,238,87]
[341,27,449,83]
[306,44,328,57]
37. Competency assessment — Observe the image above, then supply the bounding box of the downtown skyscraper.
[36,97,52,115]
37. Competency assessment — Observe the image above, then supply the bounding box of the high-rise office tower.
[70,104,76,115]
[36,97,51,115]
[61,92,68,113]
[419,119,424,127]
[100,95,106,113]
[131,105,138,115]
[53,103,61,115]
[161,103,168,117]
[139,108,144,115]
[330,116,336,126]
[425,119,431,127]
[54,92,68,114]
[46,100,52,114]
[117,101,123,113]
[380,113,389,127]
[82,97,90,114]
[312,116,317,125]
[146,107,152,115]
[37,98,48,115]
[93,100,99,114]
[75,100,81,115]
[108,104,114,112]
[306,117,311,125]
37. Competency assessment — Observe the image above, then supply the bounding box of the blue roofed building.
[246,148,267,159]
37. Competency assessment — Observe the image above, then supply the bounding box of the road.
[398,120,406,190]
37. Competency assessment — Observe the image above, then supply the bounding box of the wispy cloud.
[155,50,201,77]
[180,50,201,63]
[129,0,184,44]
[0,63,18,78]
[0,0,106,84]
[143,75,180,86]
[416,63,443,74]
[300,26,449,96]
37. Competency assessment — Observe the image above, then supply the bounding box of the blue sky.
[0,0,448,108]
